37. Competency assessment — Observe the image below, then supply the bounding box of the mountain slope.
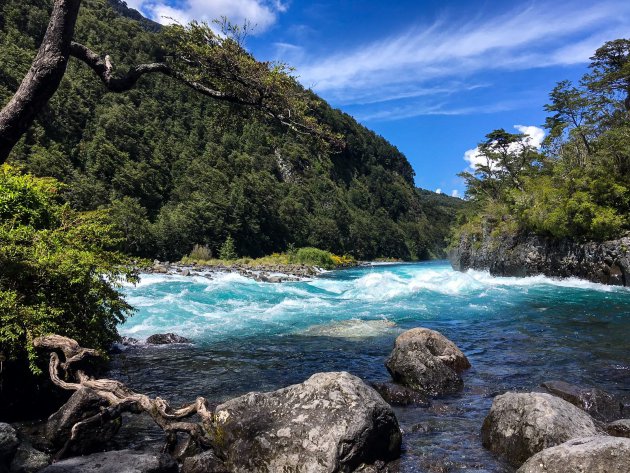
[0,0,462,260]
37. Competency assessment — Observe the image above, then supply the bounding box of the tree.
[0,0,335,163]
[586,39,630,112]
[458,129,539,201]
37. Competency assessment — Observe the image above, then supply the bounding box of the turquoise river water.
[111,261,630,472]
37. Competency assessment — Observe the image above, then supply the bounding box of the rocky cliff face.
[449,232,630,286]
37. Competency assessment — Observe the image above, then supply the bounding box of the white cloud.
[435,188,442,194]
[451,190,460,198]
[289,1,630,119]
[463,125,545,171]
[514,125,545,149]
[131,0,284,30]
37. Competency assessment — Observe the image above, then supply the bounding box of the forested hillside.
[0,0,462,261]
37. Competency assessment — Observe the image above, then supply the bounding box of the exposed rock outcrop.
[481,392,599,467]
[517,436,630,473]
[209,371,401,472]
[541,380,624,422]
[39,450,178,473]
[385,328,470,396]
[450,232,630,286]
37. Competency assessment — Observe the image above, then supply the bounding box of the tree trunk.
[0,0,82,164]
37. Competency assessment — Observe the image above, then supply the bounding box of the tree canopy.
[455,38,630,243]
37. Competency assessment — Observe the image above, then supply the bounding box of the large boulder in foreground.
[481,392,599,467]
[46,387,121,455]
[517,436,630,473]
[39,450,178,473]
[210,371,402,472]
[541,380,624,422]
[385,328,470,396]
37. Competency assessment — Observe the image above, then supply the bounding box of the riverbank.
[449,232,630,286]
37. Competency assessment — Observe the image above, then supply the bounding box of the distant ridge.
[107,0,161,31]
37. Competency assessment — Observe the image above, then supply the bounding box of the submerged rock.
[46,387,121,455]
[481,392,599,467]
[541,380,624,422]
[606,419,630,438]
[209,371,401,472]
[0,423,19,466]
[517,436,630,473]
[145,333,191,345]
[371,382,431,407]
[39,450,178,473]
[385,328,470,396]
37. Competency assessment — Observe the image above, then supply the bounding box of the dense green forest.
[455,39,630,244]
[0,0,462,262]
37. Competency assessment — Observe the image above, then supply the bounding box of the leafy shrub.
[290,247,336,269]
[0,165,136,373]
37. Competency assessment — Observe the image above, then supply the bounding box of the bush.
[0,165,136,373]
[290,247,336,269]
[189,244,212,261]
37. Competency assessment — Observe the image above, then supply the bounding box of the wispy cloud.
[126,0,285,30]
[287,1,630,120]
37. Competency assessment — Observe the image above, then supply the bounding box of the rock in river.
[370,382,431,407]
[145,333,191,345]
[517,436,630,473]
[39,450,178,473]
[481,392,600,467]
[209,371,402,472]
[541,380,624,422]
[385,328,470,396]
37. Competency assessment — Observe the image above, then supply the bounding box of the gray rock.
[517,436,630,473]
[0,423,19,465]
[46,387,121,455]
[9,442,50,473]
[145,333,190,345]
[385,328,470,396]
[209,371,401,472]
[606,418,630,438]
[39,450,177,473]
[370,382,431,407]
[481,392,600,467]
[450,232,630,286]
[181,451,228,473]
[541,380,624,422]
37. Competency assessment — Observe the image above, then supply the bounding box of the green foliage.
[455,37,630,244]
[189,244,212,260]
[219,235,238,260]
[290,247,336,269]
[0,165,136,373]
[0,0,461,262]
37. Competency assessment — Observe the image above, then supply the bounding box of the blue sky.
[124,0,630,197]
